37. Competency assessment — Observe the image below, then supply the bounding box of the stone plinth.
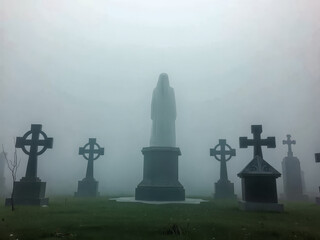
[135,147,185,201]
[75,178,99,197]
[5,180,48,206]
[214,180,236,199]
[282,156,308,201]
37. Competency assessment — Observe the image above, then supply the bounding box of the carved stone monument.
[75,138,104,197]
[135,73,185,201]
[210,139,236,199]
[5,124,53,206]
[238,125,283,212]
[315,153,320,204]
[282,134,308,201]
[0,151,6,197]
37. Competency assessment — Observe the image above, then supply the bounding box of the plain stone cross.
[239,125,276,159]
[79,138,104,180]
[16,124,53,181]
[283,134,296,157]
[210,139,236,182]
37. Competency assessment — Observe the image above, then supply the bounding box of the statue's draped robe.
[150,77,176,147]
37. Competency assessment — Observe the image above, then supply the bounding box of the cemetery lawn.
[0,197,320,240]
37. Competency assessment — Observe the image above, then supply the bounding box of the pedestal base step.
[5,197,49,206]
[239,200,284,212]
[135,186,185,201]
[214,181,237,199]
[75,180,99,197]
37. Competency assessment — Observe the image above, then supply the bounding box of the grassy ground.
[0,197,320,240]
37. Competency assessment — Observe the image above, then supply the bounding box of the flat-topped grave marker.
[5,124,53,206]
[210,139,236,199]
[238,125,283,212]
[75,138,104,197]
[315,153,320,204]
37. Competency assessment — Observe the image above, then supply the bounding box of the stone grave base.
[135,186,185,201]
[75,179,99,197]
[316,197,320,205]
[214,180,237,199]
[111,197,207,205]
[239,200,284,212]
[135,147,185,201]
[284,194,309,202]
[5,181,48,206]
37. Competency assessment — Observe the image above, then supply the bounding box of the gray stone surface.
[75,138,104,197]
[238,125,283,212]
[210,139,237,199]
[5,124,53,206]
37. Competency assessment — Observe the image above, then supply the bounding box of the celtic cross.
[210,139,236,182]
[16,124,53,181]
[79,138,104,180]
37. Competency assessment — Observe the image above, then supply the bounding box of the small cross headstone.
[210,139,236,199]
[315,153,320,204]
[75,138,104,197]
[281,134,307,201]
[238,125,283,212]
[5,124,53,206]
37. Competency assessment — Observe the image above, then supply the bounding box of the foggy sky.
[0,0,319,197]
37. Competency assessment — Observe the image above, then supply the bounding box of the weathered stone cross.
[16,124,53,181]
[283,134,296,157]
[239,125,276,159]
[79,138,104,180]
[210,139,236,182]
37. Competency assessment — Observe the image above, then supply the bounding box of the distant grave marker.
[0,151,6,197]
[5,124,53,206]
[210,139,236,199]
[75,138,104,197]
[238,125,283,212]
[281,134,307,201]
[315,153,320,204]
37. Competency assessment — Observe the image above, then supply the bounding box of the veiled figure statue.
[150,73,176,147]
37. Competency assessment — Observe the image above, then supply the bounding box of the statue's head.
[157,73,169,90]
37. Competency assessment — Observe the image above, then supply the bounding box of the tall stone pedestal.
[75,178,99,197]
[5,179,49,206]
[282,156,308,201]
[215,180,236,199]
[135,147,185,201]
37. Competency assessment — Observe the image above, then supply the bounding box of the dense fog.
[1,0,319,198]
